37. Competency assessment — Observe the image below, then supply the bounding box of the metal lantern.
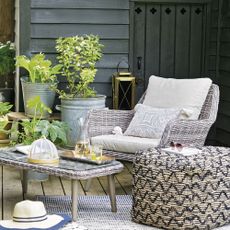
[28,137,59,166]
[112,61,136,110]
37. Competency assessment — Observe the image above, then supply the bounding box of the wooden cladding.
[0,0,15,42]
[131,2,210,97]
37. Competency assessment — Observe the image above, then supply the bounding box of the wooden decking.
[0,162,133,220]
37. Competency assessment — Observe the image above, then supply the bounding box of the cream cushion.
[143,75,212,119]
[91,135,160,154]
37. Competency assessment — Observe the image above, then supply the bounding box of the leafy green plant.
[0,41,15,88]
[26,95,52,119]
[0,41,15,76]
[19,96,68,145]
[56,35,103,98]
[0,102,13,138]
[16,53,62,84]
[35,120,68,145]
[0,102,13,116]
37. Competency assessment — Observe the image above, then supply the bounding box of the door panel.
[145,4,161,85]
[189,5,204,78]
[133,3,146,100]
[160,5,176,77]
[175,5,190,78]
[132,1,210,101]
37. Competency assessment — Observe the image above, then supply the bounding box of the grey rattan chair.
[88,84,219,162]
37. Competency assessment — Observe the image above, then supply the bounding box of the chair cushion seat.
[91,135,160,154]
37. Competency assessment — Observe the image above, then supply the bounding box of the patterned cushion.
[124,104,180,138]
[132,146,230,229]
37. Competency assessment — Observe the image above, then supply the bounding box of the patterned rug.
[36,195,230,230]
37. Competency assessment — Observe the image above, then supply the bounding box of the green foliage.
[0,102,13,139]
[0,41,15,76]
[19,96,68,145]
[26,96,52,119]
[0,102,13,116]
[35,120,68,145]
[20,119,68,146]
[0,118,9,132]
[56,35,103,98]
[16,53,62,84]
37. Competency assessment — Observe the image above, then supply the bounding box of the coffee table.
[0,150,124,221]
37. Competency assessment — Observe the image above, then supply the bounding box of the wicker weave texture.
[132,146,230,230]
[88,84,219,162]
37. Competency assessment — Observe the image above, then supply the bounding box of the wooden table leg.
[84,178,92,192]
[107,174,117,212]
[71,179,79,222]
[22,170,28,199]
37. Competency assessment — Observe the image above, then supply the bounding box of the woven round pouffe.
[131,146,230,230]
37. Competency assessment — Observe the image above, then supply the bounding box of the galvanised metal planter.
[21,77,56,118]
[58,95,106,148]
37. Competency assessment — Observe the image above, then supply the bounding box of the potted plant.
[16,96,68,182]
[0,41,15,103]
[0,102,13,145]
[19,96,68,146]
[55,35,105,147]
[16,53,62,118]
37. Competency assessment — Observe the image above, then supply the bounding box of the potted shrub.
[55,35,105,147]
[0,102,13,146]
[16,53,62,118]
[0,41,15,103]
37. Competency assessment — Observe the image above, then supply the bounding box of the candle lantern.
[112,61,136,110]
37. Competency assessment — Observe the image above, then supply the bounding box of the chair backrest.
[198,84,219,122]
[138,84,219,122]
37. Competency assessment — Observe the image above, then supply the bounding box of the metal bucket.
[58,95,106,148]
[21,77,56,118]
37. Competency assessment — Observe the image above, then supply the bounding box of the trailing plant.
[0,41,15,76]
[19,96,68,145]
[0,41,15,88]
[56,35,103,98]
[16,53,62,85]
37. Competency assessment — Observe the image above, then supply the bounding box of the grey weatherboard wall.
[215,0,230,146]
[23,0,130,108]
[18,0,228,146]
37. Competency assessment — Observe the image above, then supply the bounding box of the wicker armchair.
[88,84,219,162]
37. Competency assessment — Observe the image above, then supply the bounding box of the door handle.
[135,77,144,85]
[137,56,142,70]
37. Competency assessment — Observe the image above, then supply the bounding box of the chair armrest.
[159,119,213,148]
[88,109,134,137]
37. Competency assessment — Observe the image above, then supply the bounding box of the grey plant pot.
[21,77,56,118]
[58,95,106,148]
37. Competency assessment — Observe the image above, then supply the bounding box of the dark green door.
[131,1,211,100]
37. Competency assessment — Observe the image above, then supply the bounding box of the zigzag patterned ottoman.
[131,146,230,230]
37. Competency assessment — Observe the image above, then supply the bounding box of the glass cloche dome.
[28,137,59,166]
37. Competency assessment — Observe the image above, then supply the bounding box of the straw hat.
[0,200,71,229]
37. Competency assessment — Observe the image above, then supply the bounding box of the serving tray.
[59,150,115,165]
